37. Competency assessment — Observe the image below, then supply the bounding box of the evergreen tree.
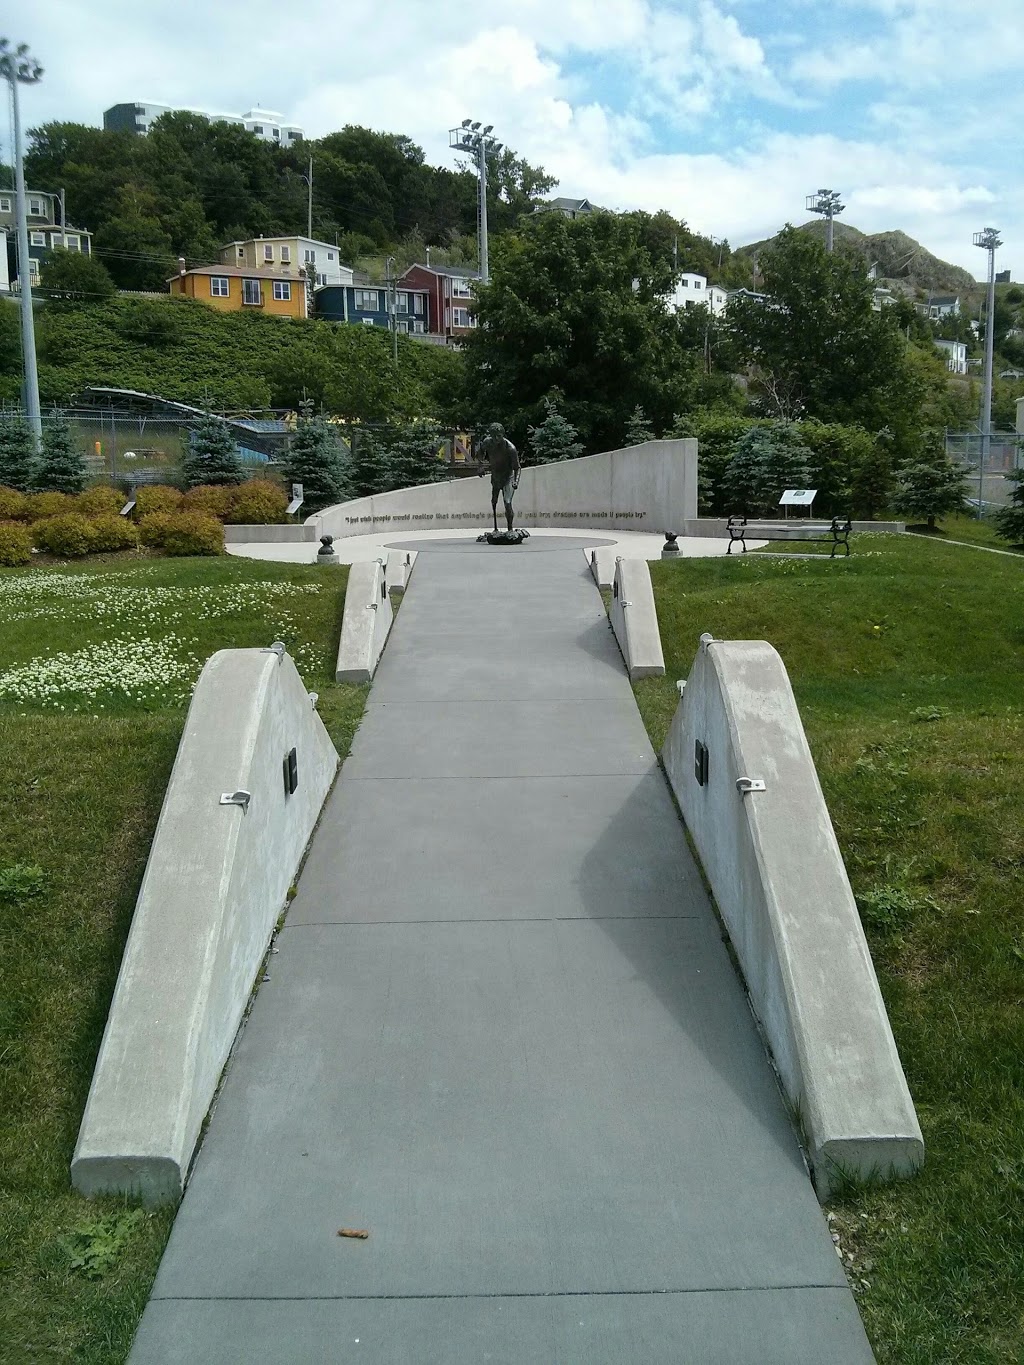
[527,396,584,464]
[994,469,1024,546]
[282,406,351,512]
[0,412,37,491]
[36,414,86,493]
[348,428,392,499]
[624,405,654,445]
[720,422,810,516]
[183,411,243,488]
[892,452,970,530]
[378,422,447,490]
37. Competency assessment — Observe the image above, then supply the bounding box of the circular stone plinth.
[381,535,618,553]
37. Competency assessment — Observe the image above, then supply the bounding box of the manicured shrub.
[182,484,234,520]
[159,511,224,557]
[85,514,137,553]
[26,491,73,522]
[138,512,175,548]
[226,479,289,524]
[0,520,33,566]
[76,485,124,518]
[0,486,29,521]
[134,484,183,516]
[32,513,93,557]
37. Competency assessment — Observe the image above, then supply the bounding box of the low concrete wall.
[385,548,417,595]
[223,524,318,543]
[663,639,923,1197]
[683,518,905,538]
[72,649,339,1204]
[585,545,618,591]
[609,558,665,681]
[336,558,393,683]
[313,439,697,540]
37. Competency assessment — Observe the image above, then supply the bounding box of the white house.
[934,339,968,375]
[669,272,727,316]
[103,102,303,145]
[218,237,353,290]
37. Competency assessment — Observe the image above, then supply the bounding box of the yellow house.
[167,263,307,319]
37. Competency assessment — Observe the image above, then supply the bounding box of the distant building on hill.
[399,263,482,342]
[925,294,960,319]
[669,272,727,316]
[0,187,92,292]
[315,275,430,335]
[533,197,603,219]
[167,260,307,319]
[218,237,351,290]
[103,101,303,145]
[934,339,968,375]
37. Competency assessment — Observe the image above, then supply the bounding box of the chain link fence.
[945,428,1023,510]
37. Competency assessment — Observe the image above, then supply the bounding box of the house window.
[355,289,380,312]
[361,317,375,325]
[413,295,424,316]
[65,234,81,251]
[273,281,292,301]
[694,280,702,288]
[327,252,335,261]
[281,246,291,263]
[451,279,472,298]
[412,320,425,335]
[253,125,264,135]
[397,291,409,313]
[680,279,688,287]
[263,244,274,261]
[272,128,280,139]
[242,278,263,306]
[237,246,245,258]
[29,197,44,216]
[30,231,46,246]
[304,249,314,264]
[210,276,230,297]
[0,197,10,213]
[28,258,39,277]
[317,273,327,287]
[452,307,473,327]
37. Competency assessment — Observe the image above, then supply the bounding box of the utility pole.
[307,155,313,241]
[973,227,1002,512]
[1,38,44,448]
[805,188,845,252]
[385,255,398,367]
[449,120,502,283]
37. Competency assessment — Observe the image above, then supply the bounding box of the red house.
[399,263,481,342]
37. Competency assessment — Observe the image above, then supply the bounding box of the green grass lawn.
[0,554,364,1364]
[931,513,1023,554]
[638,533,1024,1365]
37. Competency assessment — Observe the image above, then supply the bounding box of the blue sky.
[14,0,1023,277]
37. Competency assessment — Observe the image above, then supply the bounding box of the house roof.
[219,235,342,253]
[168,264,303,282]
[20,222,91,235]
[927,294,959,305]
[403,262,481,280]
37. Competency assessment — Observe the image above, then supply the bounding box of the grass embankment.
[0,555,365,1363]
[638,534,1023,1365]
[930,513,1024,554]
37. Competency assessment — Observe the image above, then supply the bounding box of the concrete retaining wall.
[385,548,417,595]
[585,545,618,590]
[682,518,904,538]
[223,524,318,543]
[313,439,697,540]
[609,558,665,681]
[72,649,339,1204]
[335,558,393,683]
[662,639,923,1197]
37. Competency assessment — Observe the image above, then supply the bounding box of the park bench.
[726,514,853,557]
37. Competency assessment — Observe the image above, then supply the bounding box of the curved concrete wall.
[72,649,339,1204]
[663,639,923,1197]
[609,558,665,681]
[335,558,393,683]
[313,439,698,540]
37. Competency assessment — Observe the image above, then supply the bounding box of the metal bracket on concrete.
[308,692,319,709]
[699,632,715,652]
[676,679,686,696]
[735,777,766,795]
[262,642,286,662]
[220,790,252,814]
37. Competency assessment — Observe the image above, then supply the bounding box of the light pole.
[805,188,845,253]
[449,120,502,282]
[0,38,44,447]
[973,226,1002,512]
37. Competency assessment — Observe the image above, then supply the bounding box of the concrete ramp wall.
[72,649,339,1205]
[663,639,923,1197]
[313,439,697,540]
[609,558,665,681]
[336,559,393,683]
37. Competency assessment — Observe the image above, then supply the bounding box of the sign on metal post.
[779,489,817,519]
[286,482,304,516]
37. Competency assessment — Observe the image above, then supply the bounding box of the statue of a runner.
[477,423,521,534]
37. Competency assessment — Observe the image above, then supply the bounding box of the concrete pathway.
[130,542,874,1364]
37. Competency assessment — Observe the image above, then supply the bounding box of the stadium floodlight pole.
[0,38,44,447]
[805,188,845,253]
[449,120,502,283]
[973,226,1002,512]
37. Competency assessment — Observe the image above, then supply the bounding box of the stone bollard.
[661,532,680,560]
[316,535,339,566]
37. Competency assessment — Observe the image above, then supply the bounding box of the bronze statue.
[477,423,521,534]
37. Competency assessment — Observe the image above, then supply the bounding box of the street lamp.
[805,188,845,253]
[973,226,1002,512]
[0,38,43,447]
[449,119,502,282]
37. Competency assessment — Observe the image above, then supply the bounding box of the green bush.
[76,485,124,518]
[32,513,94,556]
[181,484,234,520]
[159,511,224,557]
[26,491,73,522]
[0,485,29,521]
[134,484,183,516]
[0,520,33,566]
[138,512,175,548]
[85,514,137,553]
[225,479,289,524]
